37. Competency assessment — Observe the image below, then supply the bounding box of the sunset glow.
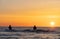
[50,22,55,27]
[50,22,55,26]
[0,0,60,27]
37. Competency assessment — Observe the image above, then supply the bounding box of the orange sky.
[0,0,60,27]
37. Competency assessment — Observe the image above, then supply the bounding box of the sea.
[0,27,60,39]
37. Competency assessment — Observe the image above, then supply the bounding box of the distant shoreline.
[0,26,60,28]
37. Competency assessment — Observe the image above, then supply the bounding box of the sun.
[50,22,55,27]
[50,21,56,31]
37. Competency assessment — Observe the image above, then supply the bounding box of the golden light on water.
[50,21,56,30]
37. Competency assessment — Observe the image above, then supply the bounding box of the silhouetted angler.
[8,25,12,30]
[33,25,37,31]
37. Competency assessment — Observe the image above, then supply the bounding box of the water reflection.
[0,34,60,39]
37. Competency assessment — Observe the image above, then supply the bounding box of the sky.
[0,0,60,27]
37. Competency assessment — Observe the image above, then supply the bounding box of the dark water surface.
[0,27,60,39]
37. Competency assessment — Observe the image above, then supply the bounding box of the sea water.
[0,27,60,39]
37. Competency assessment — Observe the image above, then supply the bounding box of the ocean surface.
[0,27,60,39]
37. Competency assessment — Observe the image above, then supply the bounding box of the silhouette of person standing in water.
[8,25,12,30]
[33,25,37,31]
